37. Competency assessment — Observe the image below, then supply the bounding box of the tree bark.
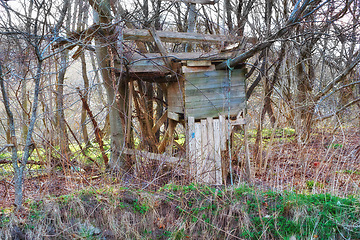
[224,0,233,32]
[56,50,71,158]
[80,53,90,146]
[90,0,127,170]
[0,62,19,207]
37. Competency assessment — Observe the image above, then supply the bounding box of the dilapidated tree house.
[116,32,250,184]
[61,0,252,184]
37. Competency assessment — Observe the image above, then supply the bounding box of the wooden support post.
[166,119,177,154]
[158,119,177,153]
[133,81,158,151]
[157,129,169,153]
[151,110,168,135]
[149,28,172,68]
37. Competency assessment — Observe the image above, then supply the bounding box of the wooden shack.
[163,60,247,184]
[168,63,247,119]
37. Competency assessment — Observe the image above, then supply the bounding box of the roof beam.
[123,29,233,44]
[163,0,217,4]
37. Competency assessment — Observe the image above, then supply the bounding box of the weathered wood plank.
[194,122,201,180]
[188,117,196,177]
[185,88,245,101]
[186,60,212,67]
[151,110,168,135]
[207,117,215,182]
[219,115,226,151]
[182,65,216,73]
[123,29,233,44]
[168,111,180,121]
[200,119,210,182]
[131,52,235,62]
[183,68,246,119]
[213,119,222,185]
[184,78,245,88]
[128,59,170,73]
[167,81,184,113]
[184,70,245,88]
[185,99,246,112]
[186,108,245,120]
[185,83,245,94]
[148,28,172,68]
[230,118,246,125]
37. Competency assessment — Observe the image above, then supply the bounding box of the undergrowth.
[1,184,360,239]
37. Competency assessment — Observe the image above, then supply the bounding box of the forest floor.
[1,126,360,209]
[1,127,360,239]
[250,126,360,196]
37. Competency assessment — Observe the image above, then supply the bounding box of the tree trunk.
[295,45,315,143]
[0,62,19,207]
[91,1,127,170]
[224,0,233,32]
[1,59,43,209]
[56,50,70,158]
[21,72,29,143]
[80,53,90,146]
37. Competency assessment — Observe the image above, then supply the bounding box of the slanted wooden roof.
[123,29,233,44]
[117,51,242,82]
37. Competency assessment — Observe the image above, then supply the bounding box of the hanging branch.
[77,88,109,167]
[64,119,101,169]
[216,0,322,70]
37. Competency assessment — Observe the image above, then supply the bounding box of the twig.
[77,87,109,167]
[0,160,46,165]
[64,118,101,169]
[315,97,360,121]
[0,144,14,153]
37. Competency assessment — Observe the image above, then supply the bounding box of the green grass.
[342,169,360,175]
[2,184,360,239]
[0,140,111,178]
[327,143,344,149]
[247,127,296,139]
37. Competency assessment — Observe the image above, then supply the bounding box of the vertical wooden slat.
[194,122,201,180]
[165,119,177,154]
[207,117,215,182]
[200,119,209,182]
[219,115,226,150]
[188,117,196,178]
[126,81,133,147]
[213,119,222,185]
